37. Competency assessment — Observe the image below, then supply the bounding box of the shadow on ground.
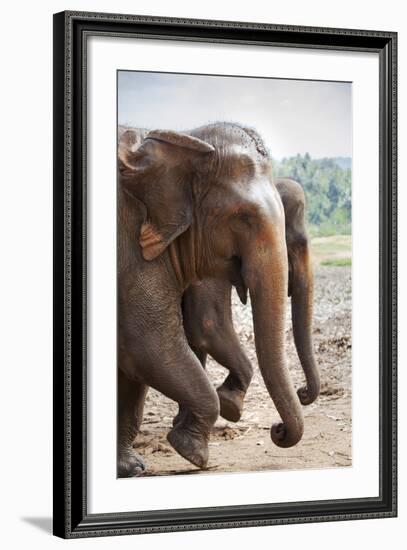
[21,517,52,534]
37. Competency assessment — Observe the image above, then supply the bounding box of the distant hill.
[275,156,352,172]
[329,157,352,171]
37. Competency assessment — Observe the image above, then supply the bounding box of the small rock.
[157,443,172,454]
[221,427,238,440]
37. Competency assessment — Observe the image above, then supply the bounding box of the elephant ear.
[120,129,214,261]
[145,130,215,154]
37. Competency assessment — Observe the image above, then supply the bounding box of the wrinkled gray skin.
[179,177,320,425]
[117,122,305,477]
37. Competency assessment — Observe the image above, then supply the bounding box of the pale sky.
[118,71,352,160]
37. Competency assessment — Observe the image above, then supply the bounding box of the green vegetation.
[311,235,352,267]
[320,258,352,267]
[273,154,352,238]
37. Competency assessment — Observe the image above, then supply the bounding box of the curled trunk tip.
[270,415,304,448]
[297,379,320,406]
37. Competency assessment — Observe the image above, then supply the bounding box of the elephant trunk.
[243,224,304,448]
[290,243,320,405]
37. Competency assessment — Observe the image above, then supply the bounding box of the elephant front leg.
[173,345,207,428]
[210,336,253,423]
[178,339,252,424]
[117,369,148,477]
[183,285,253,423]
[143,346,220,469]
[191,319,253,423]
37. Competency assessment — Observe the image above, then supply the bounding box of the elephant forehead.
[244,177,284,216]
[206,177,281,224]
[223,143,261,163]
[215,144,269,179]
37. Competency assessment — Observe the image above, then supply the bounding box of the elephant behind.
[181,176,320,424]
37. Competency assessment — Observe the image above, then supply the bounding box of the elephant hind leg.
[117,369,148,477]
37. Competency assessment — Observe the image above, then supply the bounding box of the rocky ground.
[133,265,352,476]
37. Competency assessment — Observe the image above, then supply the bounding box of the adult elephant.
[118,122,304,477]
[180,177,320,425]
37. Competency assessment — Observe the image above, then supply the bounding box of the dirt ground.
[134,264,352,476]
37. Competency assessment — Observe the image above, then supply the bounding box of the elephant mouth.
[228,256,248,304]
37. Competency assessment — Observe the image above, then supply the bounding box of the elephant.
[179,177,320,425]
[117,122,305,477]
[119,134,318,424]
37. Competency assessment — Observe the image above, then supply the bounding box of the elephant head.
[118,122,304,448]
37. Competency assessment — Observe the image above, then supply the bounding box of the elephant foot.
[172,407,187,427]
[117,449,146,478]
[167,426,209,469]
[217,386,245,422]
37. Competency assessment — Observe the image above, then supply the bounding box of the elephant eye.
[238,212,252,225]
[229,211,253,233]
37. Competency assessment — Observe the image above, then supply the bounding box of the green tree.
[273,154,351,236]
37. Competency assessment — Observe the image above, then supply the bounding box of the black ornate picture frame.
[53,10,397,538]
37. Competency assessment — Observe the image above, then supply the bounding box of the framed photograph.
[53,10,397,538]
